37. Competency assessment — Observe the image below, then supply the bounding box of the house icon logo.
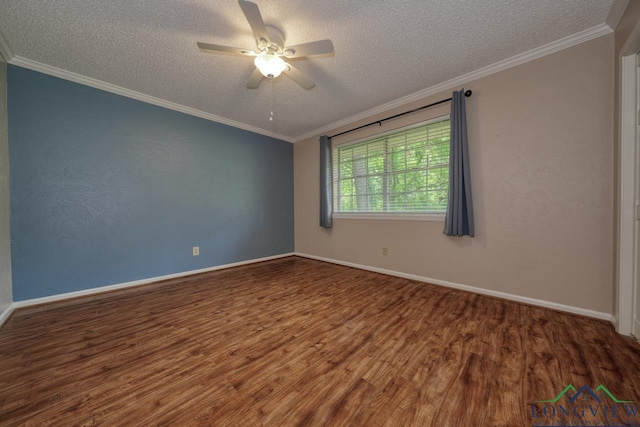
[530,384,638,426]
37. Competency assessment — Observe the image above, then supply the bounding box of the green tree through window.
[333,118,450,214]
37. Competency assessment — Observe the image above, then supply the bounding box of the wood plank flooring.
[0,256,639,426]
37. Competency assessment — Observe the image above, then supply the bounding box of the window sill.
[332,213,445,222]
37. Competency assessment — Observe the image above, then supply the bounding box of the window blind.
[333,117,450,214]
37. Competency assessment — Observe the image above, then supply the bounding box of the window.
[332,117,450,218]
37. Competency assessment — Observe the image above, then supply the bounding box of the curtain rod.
[329,89,472,139]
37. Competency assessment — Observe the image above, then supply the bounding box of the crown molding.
[0,27,15,62]
[606,0,629,31]
[4,22,612,144]
[292,23,613,142]
[8,56,295,143]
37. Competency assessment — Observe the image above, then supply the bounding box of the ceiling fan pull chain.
[270,82,274,122]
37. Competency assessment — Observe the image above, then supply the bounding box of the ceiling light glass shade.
[254,53,287,78]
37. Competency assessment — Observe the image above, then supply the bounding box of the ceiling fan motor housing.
[263,25,285,54]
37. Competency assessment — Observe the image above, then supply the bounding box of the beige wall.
[0,55,12,314]
[295,34,615,314]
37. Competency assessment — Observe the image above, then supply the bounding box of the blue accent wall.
[8,66,294,301]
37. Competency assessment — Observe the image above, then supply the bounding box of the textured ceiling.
[0,0,614,140]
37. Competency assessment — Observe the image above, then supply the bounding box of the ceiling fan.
[197,0,334,90]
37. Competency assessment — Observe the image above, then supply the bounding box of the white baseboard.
[11,253,295,310]
[0,302,16,327]
[2,251,616,329]
[294,252,615,323]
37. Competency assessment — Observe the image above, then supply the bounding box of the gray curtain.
[444,89,474,237]
[319,135,333,228]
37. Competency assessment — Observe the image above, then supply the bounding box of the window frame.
[332,115,451,221]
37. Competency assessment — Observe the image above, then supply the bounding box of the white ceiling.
[0,0,614,141]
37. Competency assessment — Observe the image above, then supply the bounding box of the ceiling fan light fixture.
[254,53,287,78]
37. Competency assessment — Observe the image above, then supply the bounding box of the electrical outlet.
[193,246,200,256]
[382,247,388,256]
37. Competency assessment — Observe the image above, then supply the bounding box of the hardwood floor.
[0,256,639,426]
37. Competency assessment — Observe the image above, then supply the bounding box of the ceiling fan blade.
[283,63,315,90]
[197,42,255,56]
[238,0,270,46]
[246,68,263,89]
[283,39,334,58]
